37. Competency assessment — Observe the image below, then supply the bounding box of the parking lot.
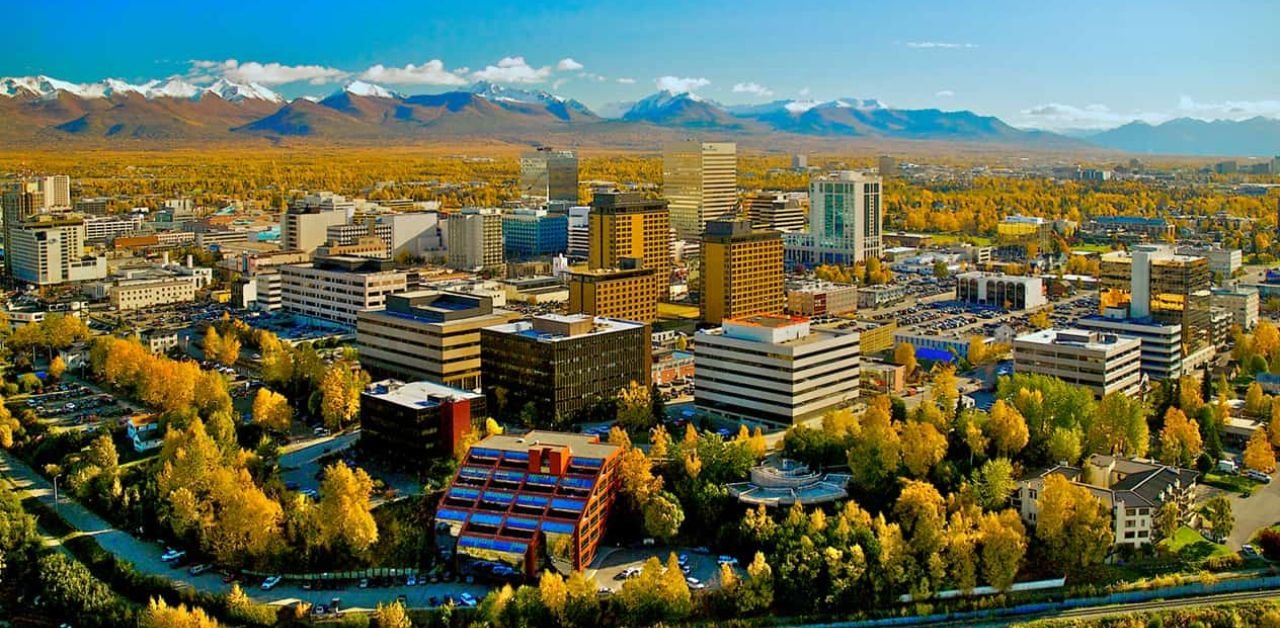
[21,382,137,429]
[588,546,737,593]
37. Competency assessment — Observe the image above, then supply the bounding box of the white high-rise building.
[7,216,107,285]
[446,208,504,271]
[39,176,71,209]
[784,171,882,267]
[566,206,590,258]
[663,141,736,241]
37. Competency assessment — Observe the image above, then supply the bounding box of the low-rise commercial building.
[695,314,860,426]
[566,264,657,323]
[280,255,408,327]
[110,277,197,311]
[1177,245,1242,279]
[437,431,621,577]
[845,320,896,354]
[857,284,909,309]
[357,291,519,390]
[786,281,858,317]
[481,315,651,424]
[1211,285,1259,330]
[954,272,1047,310]
[360,379,485,468]
[1015,455,1197,547]
[1013,328,1142,397]
[1076,313,1183,381]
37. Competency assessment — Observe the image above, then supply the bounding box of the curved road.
[0,449,488,613]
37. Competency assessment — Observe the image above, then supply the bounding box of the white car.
[260,575,283,590]
[717,555,738,567]
[160,549,186,563]
[459,592,477,607]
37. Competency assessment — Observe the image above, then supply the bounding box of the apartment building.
[1015,455,1198,547]
[701,218,784,325]
[481,315,651,424]
[695,314,860,425]
[437,431,622,577]
[356,290,519,390]
[280,255,408,327]
[1013,328,1142,397]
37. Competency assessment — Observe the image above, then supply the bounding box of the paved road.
[587,546,732,593]
[0,448,488,612]
[1227,469,1280,549]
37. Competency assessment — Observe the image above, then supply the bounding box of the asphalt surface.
[1226,469,1280,549]
[587,546,733,592]
[0,448,488,612]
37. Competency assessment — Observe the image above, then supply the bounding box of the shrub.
[1256,528,1280,560]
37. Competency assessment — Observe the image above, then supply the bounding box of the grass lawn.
[1072,242,1118,253]
[1202,471,1263,494]
[1158,526,1233,563]
[928,233,993,246]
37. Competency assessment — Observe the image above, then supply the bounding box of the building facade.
[481,315,651,424]
[1101,245,1212,361]
[7,216,107,285]
[1076,313,1183,381]
[280,255,408,327]
[695,314,860,425]
[743,191,807,233]
[1210,285,1259,330]
[437,431,621,577]
[360,379,484,468]
[588,191,671,302]
[503,208,568,259]
[784,171,883,267]
[663,141,737,241]
[785,281,859,317]
[356,290,519,390]
[1013,329,1143,397]
[701,218,784,325]
[447,208,504,271]
[566,265,658,324]
[281,195,350,254]
[955,272,1048,311]
[519,148,579,203]
[110,277,197,311]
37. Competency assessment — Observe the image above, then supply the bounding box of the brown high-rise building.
[566,260,658,323]
[701,218,784,325]
[587,191,671,303]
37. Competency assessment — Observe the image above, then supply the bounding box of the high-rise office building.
[519,148,579,203]
[2,181,44,279]
[663,140,736,241]
[588,191,671,301]
[38,176,71,209]
[701,218,784,325]
[447,208,504,271]
[280,255,408,327]
[566,206,591,258]
[784,171,883,267]
[7,215,107,285]
[743,191,807,233]
[1100,244,1213,368]
[281,194,350,255]
[502,208,568,259]
[566,260,658,323]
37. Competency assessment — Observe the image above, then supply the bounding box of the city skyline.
[3,0,1277,132]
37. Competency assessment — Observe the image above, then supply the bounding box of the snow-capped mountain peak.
[146,77,200,100]
[469,81,563,104]
[343,80,396,99]
[204,79,283,103]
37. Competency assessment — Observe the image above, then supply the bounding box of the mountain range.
[0,74,1273,156]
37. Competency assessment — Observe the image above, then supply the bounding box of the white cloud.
[1018,103,1170,131]
[557,57,584,71]
[358,60,467,86]
[1175,95,1280,119]
[616,77,636,84]
[471,56,552,83]
[732,82,774,97]
[905,41,977,49]
[655,76,710,93]
[935,89,955,97]
[191,59,347,86]
[799,87,811,97]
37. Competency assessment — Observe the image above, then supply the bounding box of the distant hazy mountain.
[1085,117,1280,156]
[622,91,752,129]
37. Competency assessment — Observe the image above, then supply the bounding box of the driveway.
[1226,470,1280,549]
[587,546,735,592]
[0,448,487,611]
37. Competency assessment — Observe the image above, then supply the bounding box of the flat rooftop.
[363,379,481,409]
[729,314,808,329]
[1016,328,1137,350]
[477,430,618,460]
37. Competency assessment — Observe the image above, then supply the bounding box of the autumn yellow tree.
[986,399,1029,456]
[894,342,918,377]
[1244,382,1270,418]
[141,597,219,628]
[374,600,411,628]
[48,355,67,381]
[316,463,379,555]
[979,509,1027,591]
[252,388,292,433]
[1028,309,1052,330]
[1243,429,1277,473]
[320,363,364,431]
[1035,474,1112,574]
[900,421,947,478]
[1159,407,1203,467]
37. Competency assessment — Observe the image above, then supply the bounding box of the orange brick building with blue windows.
[436,431,622,578]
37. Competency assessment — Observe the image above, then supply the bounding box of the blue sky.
[6,0,1278,130]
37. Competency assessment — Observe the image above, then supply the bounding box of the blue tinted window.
[550,498,585,512]
[436,508,468,522]
[541,520,576,534]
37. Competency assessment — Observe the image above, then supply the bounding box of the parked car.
[187,564,212,576]
[1246,470,1272,483]
[358,578,369,589]
[459,593,478,608]
[260,575,283,590]
[717,555,739,567]
[1243,544,1258,557]
[160,549,186,563]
